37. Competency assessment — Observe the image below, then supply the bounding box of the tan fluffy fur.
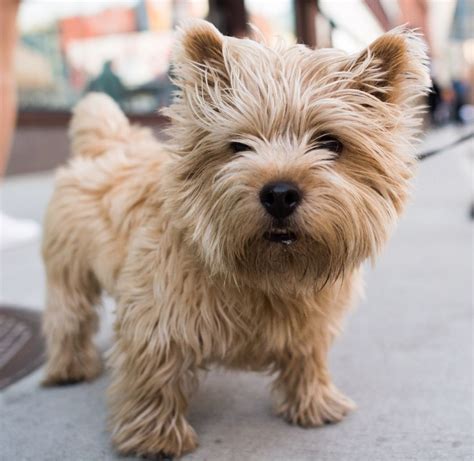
[42,20,430,458]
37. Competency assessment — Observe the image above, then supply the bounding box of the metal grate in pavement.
[0,306,44,390]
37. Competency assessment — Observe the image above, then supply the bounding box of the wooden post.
[207,0,248,37]
[294,0,317,47]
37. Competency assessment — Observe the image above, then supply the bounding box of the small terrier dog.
[42,20,429,458]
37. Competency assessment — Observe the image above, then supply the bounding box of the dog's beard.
[219,226,350,293]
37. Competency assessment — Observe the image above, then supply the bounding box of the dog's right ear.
[172,19,228,88]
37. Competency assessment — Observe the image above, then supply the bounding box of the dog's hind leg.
[42,257,103,386]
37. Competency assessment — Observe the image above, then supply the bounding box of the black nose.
[259,182,301,219]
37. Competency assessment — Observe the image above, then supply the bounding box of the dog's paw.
[113,418,198,459]
[278,384,355,427]
[42,347,102,386]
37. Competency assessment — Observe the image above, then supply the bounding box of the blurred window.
[17,0,208,114]
[17,0,304,116]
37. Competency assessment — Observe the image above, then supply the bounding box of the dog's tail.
[69,92,135,158]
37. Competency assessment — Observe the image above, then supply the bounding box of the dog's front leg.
[273,344,355,427]
[108,325,198,458]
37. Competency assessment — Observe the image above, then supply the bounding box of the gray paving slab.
[0,126,472,461]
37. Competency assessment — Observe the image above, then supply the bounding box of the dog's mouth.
[263,229,297,245]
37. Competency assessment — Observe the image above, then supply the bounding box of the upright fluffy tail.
[69,92,132,158]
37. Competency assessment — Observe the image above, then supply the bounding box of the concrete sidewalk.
[0,127,472,461]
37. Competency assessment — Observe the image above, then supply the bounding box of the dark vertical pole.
[207,0,248,37]
[294,0,317,47]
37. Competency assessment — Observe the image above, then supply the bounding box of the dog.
[42,19,430,458]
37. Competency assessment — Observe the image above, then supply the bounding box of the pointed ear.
[348,28,431,105]
[172,19,228,87]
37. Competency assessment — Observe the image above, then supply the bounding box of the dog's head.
[164,20,430,292]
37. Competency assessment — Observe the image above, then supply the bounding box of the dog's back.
[42,93,165,302]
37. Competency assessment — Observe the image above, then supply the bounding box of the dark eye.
[315,134,343,154]
[229,142,251,154]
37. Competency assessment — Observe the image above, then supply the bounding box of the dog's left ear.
[347,28,431,105]
[172,19,228,88]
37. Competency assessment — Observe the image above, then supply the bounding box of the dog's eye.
[315,134,343,155]
[229,142,251,154]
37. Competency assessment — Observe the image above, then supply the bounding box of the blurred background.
[0,2,473,460]
[6,0,474,174]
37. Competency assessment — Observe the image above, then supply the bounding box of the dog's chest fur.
[116,210,359,371]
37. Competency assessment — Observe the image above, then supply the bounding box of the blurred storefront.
[17,0,209,117]
[16,0,473,124]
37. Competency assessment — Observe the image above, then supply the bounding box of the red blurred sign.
[59,7,137,50]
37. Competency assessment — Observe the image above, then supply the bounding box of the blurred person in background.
[0,0,40,250]
[86,60,127,103]
[398,0,473,125]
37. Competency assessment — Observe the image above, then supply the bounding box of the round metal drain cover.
[0,306,44,390]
